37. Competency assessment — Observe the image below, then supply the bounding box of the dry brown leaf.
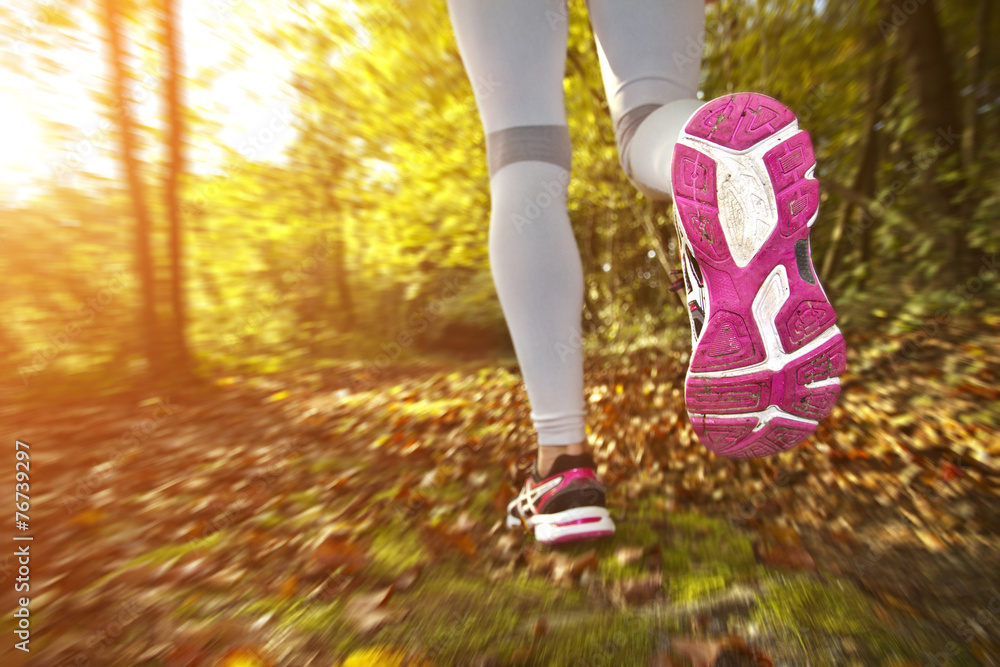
[493,483,516,513]
[762,524,802,545]
[419,523,477,559]
[616,545,644,567]
[393,564,423,592]
[305,535,370,578]
[609,573,663,607]
[494,531,523,561]
[533,617,549,640]
[278,574,298,599]
[570,549,600,579]
[671,635,772,667]
[760,543,816,570]
[520,546,555,577]
[344,586,400,634]
[648,651,683,666]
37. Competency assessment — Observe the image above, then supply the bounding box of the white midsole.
[507,505,611,529]
[690,405,817,430]
[678,122,801,158]
[687,324,842,379]
[535,516,616,544]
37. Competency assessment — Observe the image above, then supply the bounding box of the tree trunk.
[100,0,162,376]
[162,0,191,371]
[322,182,356,331]
[891,0,972,276]
[893,0,960,138]
[821,57,894,285]
[962,0,990,170]
[331,235,355,330]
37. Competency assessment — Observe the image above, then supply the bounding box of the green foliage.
[2,0,998,385]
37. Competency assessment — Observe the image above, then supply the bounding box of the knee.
[485,125,572,179]
[612,103,671,199]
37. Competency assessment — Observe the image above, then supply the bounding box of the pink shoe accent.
[534,467,600,508]
[683,93,796,151]
[556,516,602,527]
[673,93,845,459]
[547,528,615,545]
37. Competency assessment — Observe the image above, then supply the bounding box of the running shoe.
[671,92,847,458]
[506,452,615,544]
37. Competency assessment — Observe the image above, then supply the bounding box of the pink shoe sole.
[671,93,846,458]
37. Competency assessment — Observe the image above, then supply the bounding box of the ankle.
[536,442,586,477]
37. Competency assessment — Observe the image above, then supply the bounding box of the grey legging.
[447,0,705,445]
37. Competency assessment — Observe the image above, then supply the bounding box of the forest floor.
[3,316,1000,666]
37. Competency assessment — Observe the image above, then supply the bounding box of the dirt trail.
[2,325,998,666]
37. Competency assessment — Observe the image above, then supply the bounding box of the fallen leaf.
[420,523,477,559]
[72,508,107,526]
[762,524,801,545]
[671,635,772,667]
[616,545,644,567]
[220,647,272,667]
[912,528,947,552]
[341,645,425,667]
[609,573,663,607]
[344,586,400,634]
[648,651,683,666]
[760,543,816,570]
[305,535,370,579]
[533,617,549,640]
[569,549,600,579]
[278,575,298,599]
[393,564,423,592]
[492,483,516,513]
[940,462,963,481]
[493,531,523,561]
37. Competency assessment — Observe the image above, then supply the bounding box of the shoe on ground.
[506,452,615,545]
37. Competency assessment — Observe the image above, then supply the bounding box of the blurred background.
[1,0,996,394]
[2,0,1000,665]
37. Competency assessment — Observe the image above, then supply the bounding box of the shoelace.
[512,451,538,529]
